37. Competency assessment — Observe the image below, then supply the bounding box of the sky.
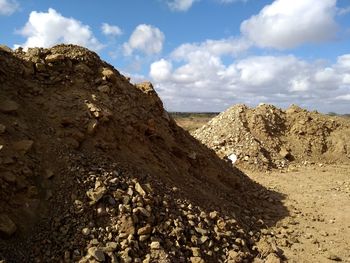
[1,0,350,113]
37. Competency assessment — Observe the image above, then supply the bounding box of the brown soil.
[193,104,350,171]
[0,45,287,262]
[250,164,350,263]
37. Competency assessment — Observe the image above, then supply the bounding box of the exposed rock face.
[0,45,284,262]
[194,104,350,170]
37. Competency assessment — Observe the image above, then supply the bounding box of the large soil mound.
[0,45,286,262]
[194,104,350,171]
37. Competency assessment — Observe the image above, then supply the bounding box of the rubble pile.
[0,45,285,262]
[194,104,350,170]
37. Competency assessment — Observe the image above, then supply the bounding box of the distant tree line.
[169,112,220,118]
[327,112,350,118]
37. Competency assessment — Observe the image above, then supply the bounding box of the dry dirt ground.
[176,117,350,263]
[249,165,350,263]
[172,114,217,132]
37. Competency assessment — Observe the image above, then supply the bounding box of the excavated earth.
[0,45,288,262]
[193,104,350,171]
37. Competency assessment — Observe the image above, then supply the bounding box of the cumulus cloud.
[15,8,103,50]
[240,0,338,49]
[101,23,122,37]
[0,0,19,15]
[166,0,198,11]
[150,59,173,82]
[171,37,251,60]
[123,24,164,56]
[149,39,350,113]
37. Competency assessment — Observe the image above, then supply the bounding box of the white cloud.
[337,6,350,16]
[149,39,350,113]
[240,0,338,49]
[336,54,350,68]
[0,0,19,15]
[171,37,251,60]
[150,59,173,82]
[123,24,164,56]
[101,23,122,37]
[166,0,198,11]
[15,8,103,51]
[336,94,350,101]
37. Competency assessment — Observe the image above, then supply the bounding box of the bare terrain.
[0,45,290,263]
[177,115,350,263]
[250,165,350,263]
[1,45,349,263]
[171,113,218,132]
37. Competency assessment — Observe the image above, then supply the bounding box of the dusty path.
[250,165,350,263]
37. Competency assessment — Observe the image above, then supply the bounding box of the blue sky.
[1,0,350,113]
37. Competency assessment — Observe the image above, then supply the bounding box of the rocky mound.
[0,45,286,262]
[194,104,350,171]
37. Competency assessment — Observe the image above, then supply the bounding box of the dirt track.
[250,165,350,263]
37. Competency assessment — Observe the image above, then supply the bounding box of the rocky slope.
[0,45,285,262]
[193,104,350,171]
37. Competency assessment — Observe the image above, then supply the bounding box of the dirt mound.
[194,104,350,171]
[0,45,286,262]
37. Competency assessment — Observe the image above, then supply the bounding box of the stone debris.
[0,214,17,237]
[0,44,284,263]
[0,99,19,114]
[0,124,6,134]
[12,140,34,154]
[194,104,350,170]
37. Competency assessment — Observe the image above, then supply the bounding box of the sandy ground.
[249,165,350,263]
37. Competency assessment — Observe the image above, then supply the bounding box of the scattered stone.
[82,228,90,236]
[327,253,342,261]
[13,140,34,154]
[191,247,201,257]
[104,242,118,252]
[97,85,110,94]
[0,99,19,113]
[1,171,16,183]
[87,247,105,262]
[150,241,160,250]
[44,169,54,179]
[0,214,17,237]
[45,53,65,63]
[101,68,116,83]
[87,119,99,135]
[188,152,197,160]
[119,215,135,235]
[190,257,205,263]
[86,182,107,203]
[256,238,276,258]
[135,182,146,197]
[35,62,46,72]
[137,224,152,235]
[0,124,6,134]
